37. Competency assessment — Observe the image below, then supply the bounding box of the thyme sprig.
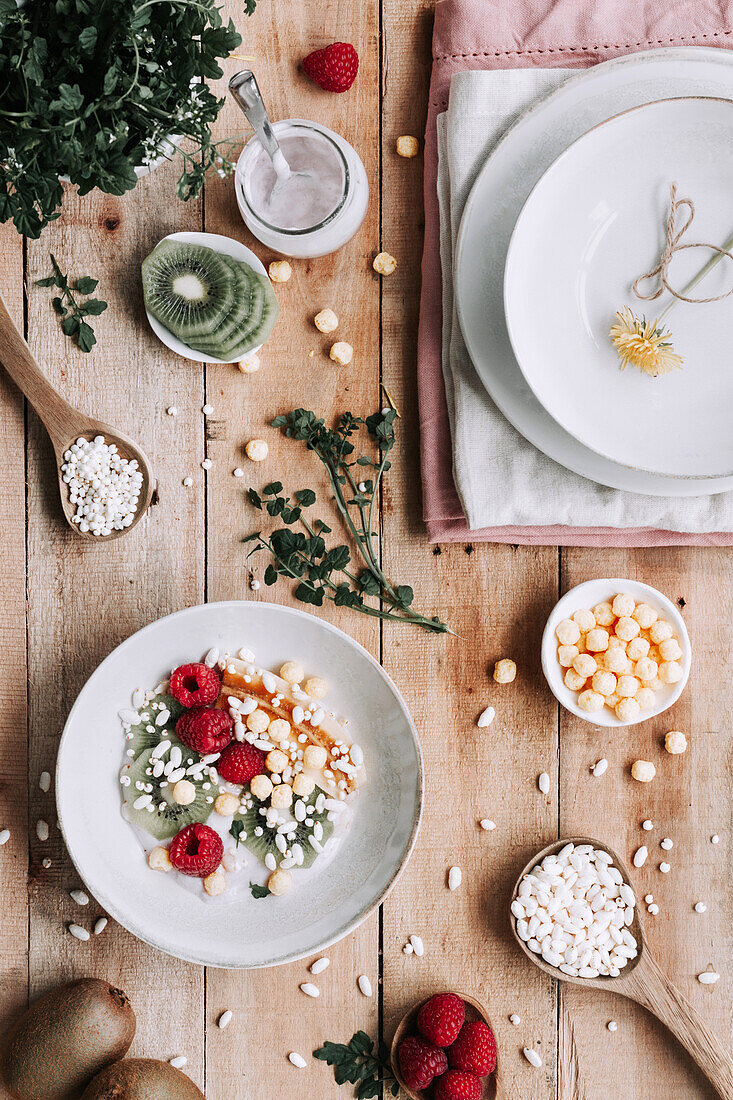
[243,408,450,635]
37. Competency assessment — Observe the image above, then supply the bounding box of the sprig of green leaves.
[0,0,243,237]
[314,1032,399,1098]
[36,255,107,352]
[243,409,450,634]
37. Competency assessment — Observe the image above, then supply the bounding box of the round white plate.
[57,602,422,968]
[541,578,691,727]
[144,231,267,364]
[455,46,733,495]
[506,97,733,480]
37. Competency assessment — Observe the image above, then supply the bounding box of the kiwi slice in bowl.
[142,240,238,340]
[232,790,334,870]
[126,693,185,758]
[123,748,212,841]
[142,241,280,360]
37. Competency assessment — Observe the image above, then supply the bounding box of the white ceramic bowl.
[541,579,691,727]
[143,231,268,364]
[57,602,422,968]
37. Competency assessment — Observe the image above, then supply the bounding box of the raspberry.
[169,662,220,707]
[416,993,465,1048]
[169,823,223,877]
[218,741,267,785]
[302,42,359,93]
[176,708,233,754]
[433,1069,482,1100]
[448,1021,497,1077]
[396,1036,447,1091]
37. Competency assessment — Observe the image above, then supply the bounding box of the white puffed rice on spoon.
[513,842,637,978]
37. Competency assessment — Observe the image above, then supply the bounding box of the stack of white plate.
[455,48,733,496]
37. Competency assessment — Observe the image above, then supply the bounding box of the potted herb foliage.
[0,0,246,237]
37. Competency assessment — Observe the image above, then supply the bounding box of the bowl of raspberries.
[392,992,498,1099]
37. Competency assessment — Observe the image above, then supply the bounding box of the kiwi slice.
[232,789,334,870]
[187,262,279,361]
[142,241,237,340]
[123,748,212,841]
[126,693,185,758]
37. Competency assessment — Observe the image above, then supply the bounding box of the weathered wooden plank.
[23,163,206,1084]
[202,1,382,1095]
[560,547,732,1099]
[0,224,29,1037]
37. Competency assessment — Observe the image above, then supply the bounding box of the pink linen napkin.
[418,0,733,545]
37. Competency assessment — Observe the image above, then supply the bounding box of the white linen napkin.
[438,68,733,531]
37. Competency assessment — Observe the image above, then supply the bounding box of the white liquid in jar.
[244,131,345,231]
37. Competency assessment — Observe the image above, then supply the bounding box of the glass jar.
[234,119,369,258]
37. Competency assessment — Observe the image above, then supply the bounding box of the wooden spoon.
[511,836,733,1099]
[0,291,154,540]
[391,992,506,1099]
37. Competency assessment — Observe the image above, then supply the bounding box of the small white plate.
[455,46,733,495]
[144,231,267,364]
[505,96,733,480]
[541,578,691,727]
[56,602,422,968]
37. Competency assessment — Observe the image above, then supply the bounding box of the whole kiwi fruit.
[0,978,135,1100]
[81,1058,205,1098]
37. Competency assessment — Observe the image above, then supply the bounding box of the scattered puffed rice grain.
[289,1052,307,1069]
[648,903,659,915]
[300,983,320,998]
[94,917,108,935]
[509,1014,520,1026]
[70,889,89,906]
[169,1056,187,1069]
[695,902,707,914]
[36,820,49,842]
[0,829,10,846]
[476,706,496,728]
[538,772,550,794]
[402,943,413,955]
[592,759,608,777]
[68,924,90,942]
[480,819,496,831]
[698,971,720,985]
[39,771,51,792]
[523,1048,542,1068]
[712,835,720,844]
[642,819,654,831]
[661,838,673,850]
[357,975,373,997]
[607,1021,618,1032]
[633,846,648,868]
[218,1010,233,1029]
[310,957,330,975]
[410,935,424,957]
[659,862,671,874]
[448,866,462,891]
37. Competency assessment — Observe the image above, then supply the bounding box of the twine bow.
[633,183,733,305]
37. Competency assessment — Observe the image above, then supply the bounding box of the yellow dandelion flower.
[609,307,684,378]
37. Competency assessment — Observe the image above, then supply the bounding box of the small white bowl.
[542,578,691,727]
[143,231,267,364]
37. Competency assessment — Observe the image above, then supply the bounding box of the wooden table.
[0,2,731,1097]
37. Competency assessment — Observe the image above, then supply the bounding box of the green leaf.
[78,26,97,55]
[81,298,107,316]
[247,488,263,510]
[229,820,244,847]
[74,275,98,294]
[262,481,283,496]
[35,277,56,288]
[264,564,278,586]
[76,321,96,353]
[294,583,324,607]
[249,881,270,899]
[350,1032,374,1056]
[61,315,79,336]
[295,488,316,506]
[395,585,414,608]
